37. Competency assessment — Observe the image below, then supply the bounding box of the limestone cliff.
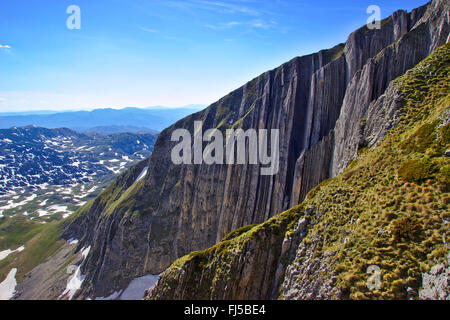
[16,0,449,299]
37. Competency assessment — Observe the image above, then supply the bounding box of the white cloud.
[139,27,159,34]
[0,44,11,49]
[204,21,242,30]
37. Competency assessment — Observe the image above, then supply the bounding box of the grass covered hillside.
[147,43,450,300]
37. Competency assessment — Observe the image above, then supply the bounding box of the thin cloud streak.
[139,27,159,33]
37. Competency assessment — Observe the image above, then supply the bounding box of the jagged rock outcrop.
[331,0,449,177]
[288,0,449,205]
[147,42,450,300]
[18,0,449,299]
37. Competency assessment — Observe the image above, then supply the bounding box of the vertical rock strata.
[57,0,448,298]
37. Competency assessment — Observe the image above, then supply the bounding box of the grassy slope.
[152,43,449,300]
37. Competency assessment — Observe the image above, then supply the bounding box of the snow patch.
[0,246,25,261]
[0,268,17,300]
[0,194,37,210]
[86,186,97,193]
[106,166,121,174]
[68,238,79,245]
[60,265,85,300]
[120,273,160,300]
[49,204,68,212]
[71,161,80,167]
[81,246,91,259]
[37,209,49,217]
[95,291,122,301]
[94,273,160,300]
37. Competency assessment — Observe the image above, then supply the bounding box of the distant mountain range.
[0,105,206,133]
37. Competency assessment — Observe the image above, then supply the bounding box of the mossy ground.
[301,43,449,299]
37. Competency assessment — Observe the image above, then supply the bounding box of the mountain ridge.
[147,42,449,299]
[0,106,206,133]
[5,0,449,300]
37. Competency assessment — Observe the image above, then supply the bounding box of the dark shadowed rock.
[16,0,449,299]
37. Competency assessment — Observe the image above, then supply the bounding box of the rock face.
[419,252,450,300]
[331,0,449,177]
[36,0,448,299]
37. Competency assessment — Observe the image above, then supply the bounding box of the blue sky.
[0,0,428,112]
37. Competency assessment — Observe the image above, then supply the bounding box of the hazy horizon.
[0,104,207,115]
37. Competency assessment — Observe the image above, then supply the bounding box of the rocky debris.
[282,235,340,300]
[281,208,341,300]
[419,252,450,300]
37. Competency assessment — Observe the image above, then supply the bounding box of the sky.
[0,0,429,112]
